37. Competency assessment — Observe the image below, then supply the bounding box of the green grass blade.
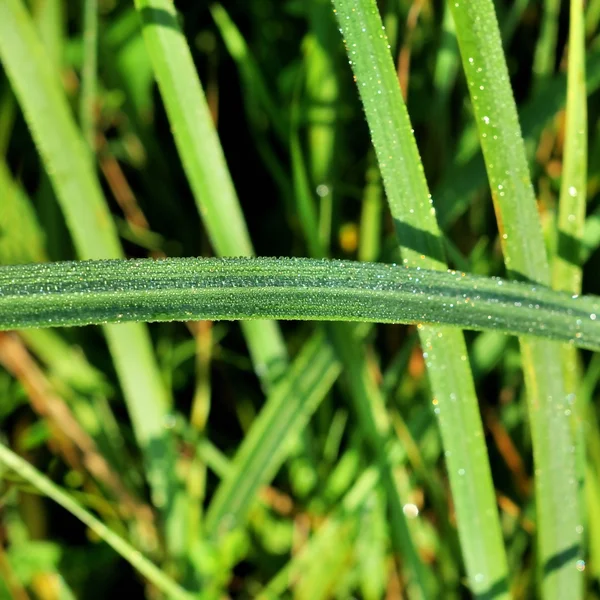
[448,1,583,596]
[205,330,340,533]
[133,0,287,386]
[552,0,587,295]
[533,0,561,85]
[0,0,178,526]
[80,0,98,151]
[1,257,599,349]
[435,45,600,232]
[551,0,588,577]
[0,443,193,600]
[332,0,510,595]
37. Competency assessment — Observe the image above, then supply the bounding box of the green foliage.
[0,0,599,598]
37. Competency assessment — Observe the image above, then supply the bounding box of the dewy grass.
[332,0,509,595]
[449,0,583,596]
[0,0,180,543]
[1,1,599,597]
[1,258,599,348]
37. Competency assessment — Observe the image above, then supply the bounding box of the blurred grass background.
[1,0,600,598]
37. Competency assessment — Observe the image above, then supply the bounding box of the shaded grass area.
[0,0,599,598]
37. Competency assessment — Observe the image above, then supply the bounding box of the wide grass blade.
[0,0,179,526]
[449,0,584,596]
[332,0,510,595]
[1,257,599,348]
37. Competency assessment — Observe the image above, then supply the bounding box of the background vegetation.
[1,0,600,598]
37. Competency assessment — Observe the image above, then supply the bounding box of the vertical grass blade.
[133,0,287,386]
[552,0,587,296]
[0,0,179,531]
[332,1,509,596]
[534,0,561,85]
[551,0,588,576]
[448,1,583,596]
[80,0,98,151]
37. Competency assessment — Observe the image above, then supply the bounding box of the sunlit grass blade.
[332,0,510,595]
[449,0,583,596]
[205,330,340,533]
[133,0,288,387]
[0,443,193,600]
[551,0,588,575]
[0,0,179,529]
[552,0,587,295]
[434,44,600,232]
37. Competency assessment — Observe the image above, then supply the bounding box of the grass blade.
[1,257,599,349]
[80,0,98,151]
[0,443,193,600]
[205,330,340,533]
[551,0,588,577]
[0,0,179,530]
[332,0,510,595]
[133,0,288,386]
[449,0,583,596]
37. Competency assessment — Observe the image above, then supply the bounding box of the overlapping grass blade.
[449,0,583,596]
[0,0,179,532]
[205,330,340,532]
[332,0,510,595]
[551,0,590,575]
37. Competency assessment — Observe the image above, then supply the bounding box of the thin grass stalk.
[332,1,509,595]
[551,0,588,575]
[0,443,193,600]
[0,0,180,534]
[534,0,561,85]
[80,0,98,151]
[448,0,583,596]
[133,0,288,387]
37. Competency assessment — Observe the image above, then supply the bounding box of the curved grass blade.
[0,0,179,526]
[133,0,288,387]
[0,443,193,600]
[448,1,583,596]
[1,258,597,362]
[332,0,509,595]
